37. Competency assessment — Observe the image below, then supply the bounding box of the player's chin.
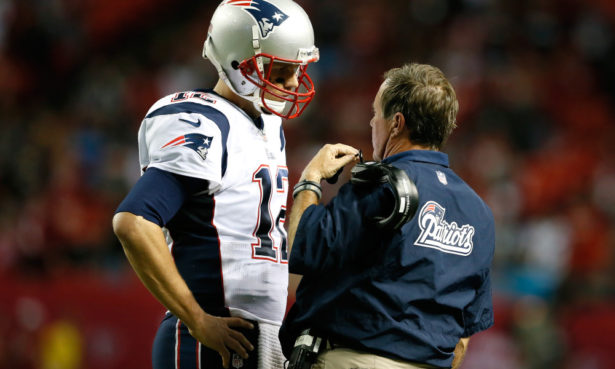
[262,99,291,116]
[264,92,289,103]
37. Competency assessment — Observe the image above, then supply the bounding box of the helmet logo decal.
[225,0,289,38]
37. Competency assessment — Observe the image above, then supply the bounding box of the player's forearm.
[451,337,469,369]
[112,212,205,326]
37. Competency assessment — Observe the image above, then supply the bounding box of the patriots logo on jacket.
[226,0,288,38]
[161,133,213,160]
[414,201,475,256]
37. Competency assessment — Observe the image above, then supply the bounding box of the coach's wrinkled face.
[370,80,392,161]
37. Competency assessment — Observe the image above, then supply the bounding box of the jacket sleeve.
[289,182,394,276]
[462,268,494,336]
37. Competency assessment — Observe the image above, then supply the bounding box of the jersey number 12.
[251,165,288,263]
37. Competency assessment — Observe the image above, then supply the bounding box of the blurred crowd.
[1,0,614,368]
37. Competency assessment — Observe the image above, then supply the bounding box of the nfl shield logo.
[436,170,448,185]
[232,353,244,368]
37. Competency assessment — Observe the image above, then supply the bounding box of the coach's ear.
[391,112,406,137]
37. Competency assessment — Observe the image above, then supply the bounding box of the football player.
[112,1,319,368]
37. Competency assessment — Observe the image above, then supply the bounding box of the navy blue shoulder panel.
[145,102,230,176]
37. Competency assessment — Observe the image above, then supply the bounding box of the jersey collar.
[199,88,268,131]
[383,150,449,168]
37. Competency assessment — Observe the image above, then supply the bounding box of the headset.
[350,161,419,230]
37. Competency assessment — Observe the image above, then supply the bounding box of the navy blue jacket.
[279,150,495,368]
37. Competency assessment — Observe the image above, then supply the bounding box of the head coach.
[279,63,495,369]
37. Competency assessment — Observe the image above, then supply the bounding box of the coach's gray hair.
[381,63,459,150]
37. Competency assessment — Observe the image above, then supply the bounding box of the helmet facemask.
[238,53,316,119]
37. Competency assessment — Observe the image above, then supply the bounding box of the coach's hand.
[301,143,360,182]
[187,313,254,368]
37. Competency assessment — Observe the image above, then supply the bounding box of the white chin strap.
[258,98,288,115]
[246,88,288,116]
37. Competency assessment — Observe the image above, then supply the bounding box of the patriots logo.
[226,0,289,38]
[161,133,213,160]
[414,201,475,256]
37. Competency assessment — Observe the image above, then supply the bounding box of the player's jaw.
[264,63,299,101]
[239,57,316,119]
[259,63,307,117]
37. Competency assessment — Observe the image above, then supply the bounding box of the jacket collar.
[383,150,449,167]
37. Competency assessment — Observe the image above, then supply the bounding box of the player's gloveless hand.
[301,143,360,182]
[187,313,255,368]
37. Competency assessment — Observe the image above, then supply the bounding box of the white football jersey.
[138,89,289,325]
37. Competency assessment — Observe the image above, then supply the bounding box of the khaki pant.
[311,347,437,369]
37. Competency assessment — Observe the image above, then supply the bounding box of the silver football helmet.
[203,0,319,119]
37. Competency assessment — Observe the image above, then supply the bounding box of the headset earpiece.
[350,162,419,230]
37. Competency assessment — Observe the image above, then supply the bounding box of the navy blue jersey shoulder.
[146,101,230,176]
[114,167,207,226]
[280,150,495,368]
